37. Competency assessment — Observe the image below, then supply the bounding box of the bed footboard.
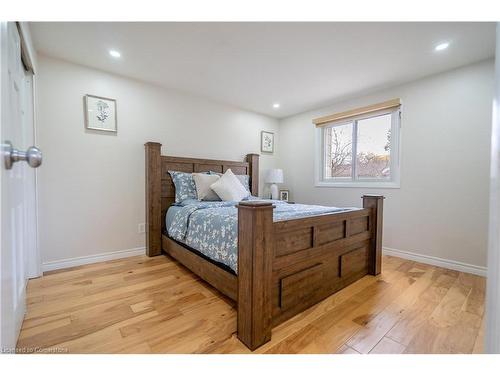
[236,201,274,350]
[236,195,384,350]
[363,194,384,275]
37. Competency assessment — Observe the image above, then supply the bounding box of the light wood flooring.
[17,254,486,354]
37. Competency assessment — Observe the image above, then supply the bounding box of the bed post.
[246,153,259,196]
[236,201,274,350]
[362,194,385,275]
[145,142,162,257]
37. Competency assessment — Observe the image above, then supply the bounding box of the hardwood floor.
[17,254,485,354]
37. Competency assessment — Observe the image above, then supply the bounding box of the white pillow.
[192,173,221,201]
[210,169,249,202]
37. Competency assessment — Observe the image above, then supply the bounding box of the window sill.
[315,181,400,189]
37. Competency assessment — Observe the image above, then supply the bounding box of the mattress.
[166,199,357,274]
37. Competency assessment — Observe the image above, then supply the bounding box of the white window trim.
[314,108,401,189]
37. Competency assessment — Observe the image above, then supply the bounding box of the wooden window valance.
[313,98,401,127]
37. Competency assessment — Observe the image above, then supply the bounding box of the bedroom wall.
[36,55,279,269]
[277,59,494,273]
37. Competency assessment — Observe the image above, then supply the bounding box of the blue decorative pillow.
[237,174,251,192]
[209,171,250,192]
[168,171,198,203]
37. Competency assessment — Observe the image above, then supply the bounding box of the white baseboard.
[383,247,487,277]
[41,245,486,276]
[42,247,146,273]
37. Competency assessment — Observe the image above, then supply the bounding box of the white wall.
[36,55,279,266]
[37,55,494,272]
[277,60,494,270]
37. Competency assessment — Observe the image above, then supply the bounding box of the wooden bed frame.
[145,142,384,350]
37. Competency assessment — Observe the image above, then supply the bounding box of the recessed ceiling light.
[109,50,121,58]
[273,103,280,109]
[434,42,449,52]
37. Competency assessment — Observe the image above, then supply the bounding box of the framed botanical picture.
[84,94,117,132]
[279,189,289,202]
[261,131,274,153]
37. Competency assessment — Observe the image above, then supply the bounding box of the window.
[315,101,400,188]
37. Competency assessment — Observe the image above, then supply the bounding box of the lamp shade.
[265,168,284,184]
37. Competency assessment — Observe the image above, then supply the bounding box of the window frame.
[315,108,401,188]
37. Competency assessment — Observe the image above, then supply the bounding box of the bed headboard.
[145,142,260,256]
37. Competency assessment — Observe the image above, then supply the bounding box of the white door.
[0,22,41,352]
[486,23,500,354]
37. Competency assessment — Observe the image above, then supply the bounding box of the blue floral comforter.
[167,199,356,273]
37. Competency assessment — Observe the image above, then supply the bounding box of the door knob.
[2,141,42,170]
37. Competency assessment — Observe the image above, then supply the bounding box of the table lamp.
[265,168,283,200]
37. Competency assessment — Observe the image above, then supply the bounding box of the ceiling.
[30,22,496,118]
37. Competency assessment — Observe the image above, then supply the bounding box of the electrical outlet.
[138,223,146,234]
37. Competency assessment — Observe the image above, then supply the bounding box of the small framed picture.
[279,189,289,202]
[84,94,117,132]
[261,131,274,153]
